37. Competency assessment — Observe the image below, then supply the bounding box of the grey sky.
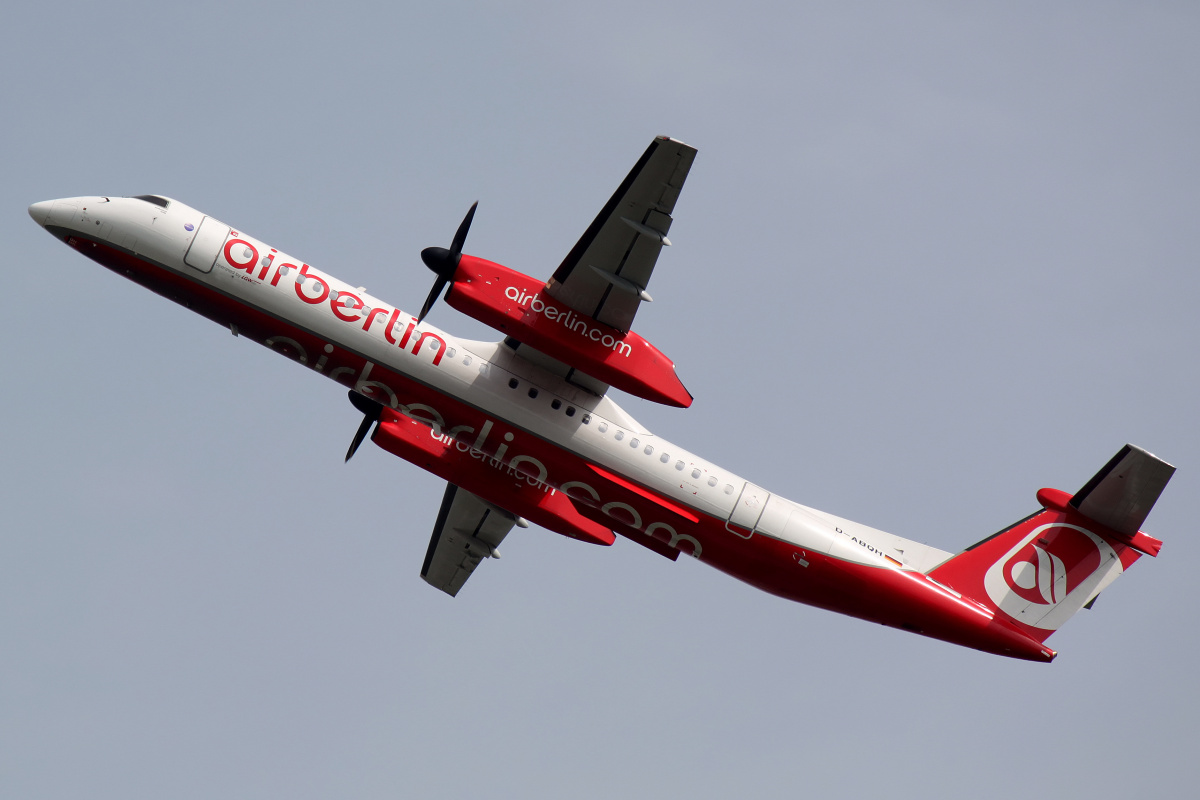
[2,3,1197,798]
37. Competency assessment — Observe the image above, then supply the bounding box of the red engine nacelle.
[370,408,616,547]
[445,255,692,408]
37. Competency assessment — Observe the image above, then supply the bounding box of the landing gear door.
[727,482,769,539]
[184,216,231,273]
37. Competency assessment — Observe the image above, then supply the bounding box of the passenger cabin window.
[597,422,608,433]
[551,399,562,410]
[644,445,653,456]
[565,407,575,417]
[707,476,718,487]
[659,453,669,464]
[630,438,639,448]
[508,378,519,389]
[675,461,684,471]
[614,430,624,441]
[724,484,735,495]
[691,468,701,479]
[527,388,538,399]
[132,194,170,209]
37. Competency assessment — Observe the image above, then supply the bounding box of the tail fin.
[928,445,1174,643]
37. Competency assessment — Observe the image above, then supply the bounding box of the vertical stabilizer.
[928,445,1172,643]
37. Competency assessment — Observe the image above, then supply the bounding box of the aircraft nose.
[28,200,53,226]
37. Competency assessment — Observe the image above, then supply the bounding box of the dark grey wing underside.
[545,136,696,333]
[421,483,521,596]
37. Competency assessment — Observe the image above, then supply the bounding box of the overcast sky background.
[2,3,1197,798]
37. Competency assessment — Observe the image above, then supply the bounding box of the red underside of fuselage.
[59,229,1053,662]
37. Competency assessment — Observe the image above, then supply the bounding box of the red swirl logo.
[1001,526,1102,606]
[984,522,1120,631]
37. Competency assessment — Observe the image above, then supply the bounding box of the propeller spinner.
[418,201,478,322]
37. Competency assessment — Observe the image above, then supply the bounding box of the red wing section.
[371,409,616,547]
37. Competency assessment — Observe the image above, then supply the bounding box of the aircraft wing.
[545,136,696,333]
[421,483,520,596]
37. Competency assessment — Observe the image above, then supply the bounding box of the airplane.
[29,136,1174,662]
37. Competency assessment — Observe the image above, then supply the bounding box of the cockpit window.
[132,194,170,209]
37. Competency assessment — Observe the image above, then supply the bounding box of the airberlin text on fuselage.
[504,286,632,356]
[219,236,699,557]
[220,237,447,365]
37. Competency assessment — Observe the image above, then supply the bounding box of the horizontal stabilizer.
[1070,444,1175,537]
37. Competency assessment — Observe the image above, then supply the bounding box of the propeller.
[418,201,478,322]
[344,390,385,462]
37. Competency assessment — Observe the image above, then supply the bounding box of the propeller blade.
[417,277,448,323]
[345,390,385,462]
[416,202,478,323]
[345,413,375,462]
[450,201,478,256]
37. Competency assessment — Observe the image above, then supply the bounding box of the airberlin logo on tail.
[1005,531,1101,606]
[983,522,1119,631]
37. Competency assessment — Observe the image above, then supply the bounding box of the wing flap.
[421,483,518,597]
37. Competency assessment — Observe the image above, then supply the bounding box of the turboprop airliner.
[30,136,1174,662]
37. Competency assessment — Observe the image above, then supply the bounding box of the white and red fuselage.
[31,193,1164,663]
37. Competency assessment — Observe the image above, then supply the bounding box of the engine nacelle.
[445,255,692,407]
[370,409,616,547]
